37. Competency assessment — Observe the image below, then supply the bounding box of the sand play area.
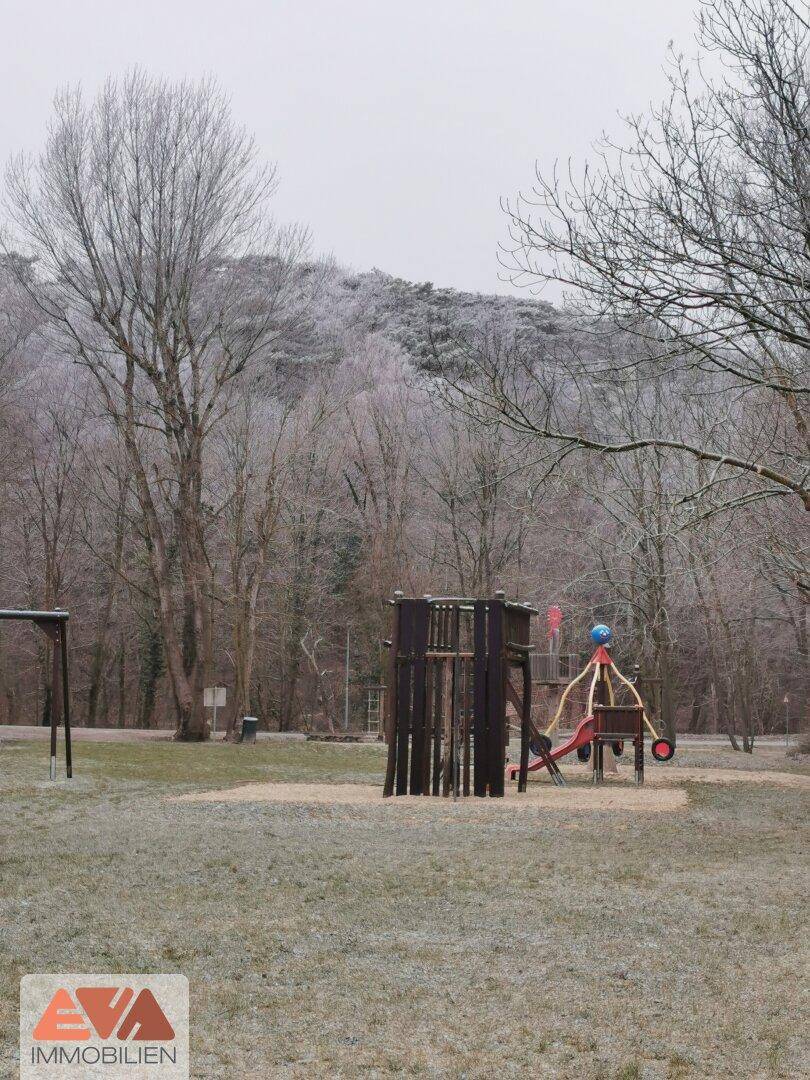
[171,779,688,812]
[170,765,808,813]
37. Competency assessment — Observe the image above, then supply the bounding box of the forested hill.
[308,266,564,371]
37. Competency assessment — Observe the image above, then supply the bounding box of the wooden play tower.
[382,592,539,798]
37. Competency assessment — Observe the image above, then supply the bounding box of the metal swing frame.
[0,610,72,780]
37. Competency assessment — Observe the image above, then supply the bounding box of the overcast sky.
[2,0,700,296]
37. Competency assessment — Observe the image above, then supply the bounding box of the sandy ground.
[170,764,808,815]
[171,779,689,812]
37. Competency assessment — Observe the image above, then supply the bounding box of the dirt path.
[649,766,810,789]
[0,725,307,743]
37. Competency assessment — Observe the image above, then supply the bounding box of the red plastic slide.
[506,715,595,781]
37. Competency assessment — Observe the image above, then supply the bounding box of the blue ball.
[590,624,612,646]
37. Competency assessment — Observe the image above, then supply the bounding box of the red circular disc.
[651,738,675,762]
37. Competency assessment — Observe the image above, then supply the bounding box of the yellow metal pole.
[585,663,601,716]
[611,663,660,739]
[543,661,594,737]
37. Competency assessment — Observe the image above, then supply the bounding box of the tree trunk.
[137,613,164,729]
[116,633,126,728]
[86,642,105,728]
[227,574,263,741]
[86,503,125,727]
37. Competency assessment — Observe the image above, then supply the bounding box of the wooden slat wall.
[387,595,534,798]
[593,705,643,738]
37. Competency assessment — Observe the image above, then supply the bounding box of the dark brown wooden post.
[395,601,415,795]
[462,657,471,797]
[432,657,443,795]
[472,600,488,796]
[518,655,531,792]
[486,595,506,797]
[383,593,402,797]
[442,659,453,797]
[634,708,644,785]
[422,658,434,795]
[450,604,461,799]
[409,599,430,795]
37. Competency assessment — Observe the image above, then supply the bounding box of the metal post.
[452,606,461,800]
[784,694,790,749]
[60,622,72,779]
[344,626,350,731]
[50,635,60,781]
[212,699,218,738]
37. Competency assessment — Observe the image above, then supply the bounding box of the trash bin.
[240,716,258,744]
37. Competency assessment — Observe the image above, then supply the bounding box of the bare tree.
[80,447,130,727]
[418,407,536,596]
[11,361,90,725]
[489,0,810,510]
[4,71,307,738]
[216,378,338,737]
[340,338,417,596]
[555,373,687,739]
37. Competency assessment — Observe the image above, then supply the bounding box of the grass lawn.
[0,737,808,1078]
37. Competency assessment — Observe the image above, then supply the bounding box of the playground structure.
[0,609,72,780]
[383,596,676,797]
[383,592,537,798]
[506,623,675,785]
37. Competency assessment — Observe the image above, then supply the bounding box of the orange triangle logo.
[75,987,134,1039]
[116,989,175,1041]
[32,988,91,1041]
